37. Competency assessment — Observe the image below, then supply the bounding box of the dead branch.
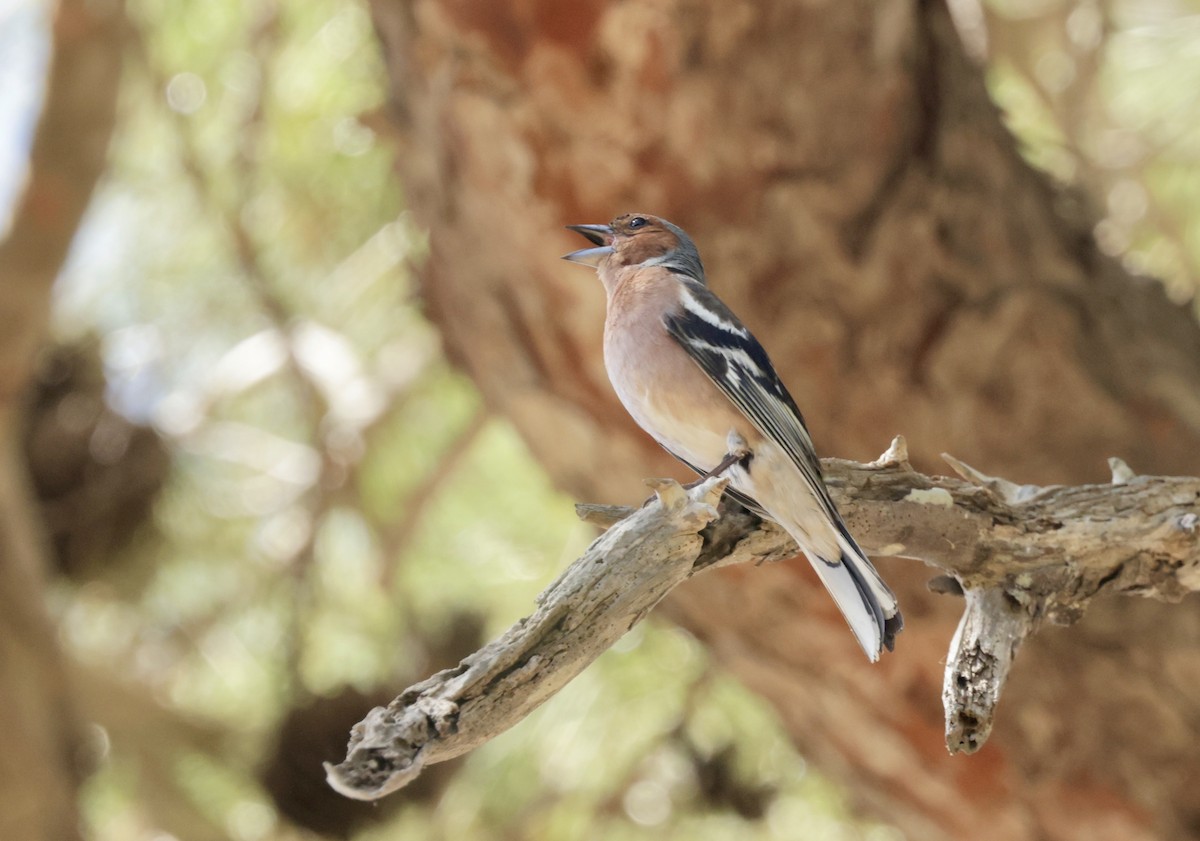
[326,437,1200,798]
[326,475,739,800]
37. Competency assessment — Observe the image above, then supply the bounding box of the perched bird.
[563,213,902,660]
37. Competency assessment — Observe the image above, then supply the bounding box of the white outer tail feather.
[798,530,899,662]
[835,530,900,618]
[807,549,884,661]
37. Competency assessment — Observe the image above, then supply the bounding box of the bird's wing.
[661,279,840,527]
[664,278,901,656]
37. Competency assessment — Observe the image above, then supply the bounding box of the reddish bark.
[366,1,1200,837]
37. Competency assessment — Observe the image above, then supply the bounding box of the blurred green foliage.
[47,1,893,839]
[984,0,1200,304]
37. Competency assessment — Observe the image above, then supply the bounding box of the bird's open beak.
[562,224,615,266]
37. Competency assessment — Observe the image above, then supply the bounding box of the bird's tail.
[807,522,903,662]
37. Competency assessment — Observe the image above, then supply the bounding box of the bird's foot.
[680,439,752,494]
[689,433,752,487]
[641,433,750,508]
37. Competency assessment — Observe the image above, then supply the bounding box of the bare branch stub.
[943,587,1036,754]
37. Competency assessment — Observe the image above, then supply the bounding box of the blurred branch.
[131,24,327,698]
[126,14,319,420]
[75,664,235,841]
[233,0,282,185]
[986,2,1200,293]
[127,11,398,703]
[0,0,123,399]
[378,406,489,590]
[0,0,125,838]
[327,437,1200,798]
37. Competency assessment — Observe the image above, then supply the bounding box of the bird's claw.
[689,435,751,487]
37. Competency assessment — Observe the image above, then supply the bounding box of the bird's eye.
[628,216,647,230]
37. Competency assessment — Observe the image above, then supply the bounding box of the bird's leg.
[682,430,752,489]
[638,432,752,509]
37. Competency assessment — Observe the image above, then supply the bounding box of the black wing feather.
[661,279,841,527]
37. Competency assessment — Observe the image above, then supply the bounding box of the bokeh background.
[3,1,1200,840]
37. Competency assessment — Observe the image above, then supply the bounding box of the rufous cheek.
[617,229,678,266]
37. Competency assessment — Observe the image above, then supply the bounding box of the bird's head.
[563,213,705,283]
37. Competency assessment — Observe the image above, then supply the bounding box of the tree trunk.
[366,1,1200,838]
[0,2,124,838]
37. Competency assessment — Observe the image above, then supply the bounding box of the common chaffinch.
[564,213,902,661]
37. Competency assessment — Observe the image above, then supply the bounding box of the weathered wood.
[328,441,1200,798]
[326,476,734,799]
[943,588,1034,755]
